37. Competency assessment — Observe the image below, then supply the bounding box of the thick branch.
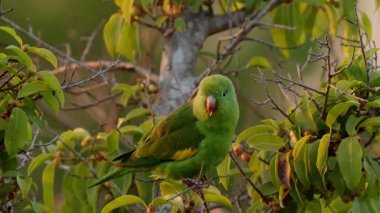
[207,9,248,35]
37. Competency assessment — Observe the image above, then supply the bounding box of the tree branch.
[199,0,284,80]
[53,60,159,84]
[207,9,248,35]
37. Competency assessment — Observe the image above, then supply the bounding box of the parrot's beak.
[206,96,217,116]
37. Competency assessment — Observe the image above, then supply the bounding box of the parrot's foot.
[182,178,209,194]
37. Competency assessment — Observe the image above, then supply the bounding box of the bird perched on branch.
[89,74,239,187]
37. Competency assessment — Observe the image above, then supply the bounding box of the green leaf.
[174,17,186,32]
[17,81,50,98]
[37,71,64,106]
[106,129,120,158]
[367,99,380,108]
[345,115,364,136]
[27,153,54,176]
[41,91,60,113]
[358,117,380,128]
[119,125,143,135]
[17,176,32,198]
[101,195,146,213]
[42,163,56,212]
[246,56,271,69]
[6,45,36,71]
[5,108,30,157]
[337,137,363,191]
[272,3,305,57]
[204,193,233,210]
[326,101,359,128]
[316,134,329,179]
[360,12,372,39]
[103,13,138,61]
[235,125,274,144]
[246,133,284,151]
[28,47,58,68]
[125,108,151,122]
[308,140,327,192]
[293,135,310,188]
[351,197,373,213]
[150,197,180,211]
[216,154,230,189]
[121,0,134,25]
[0,26,23,46]
[306,199,322,213]
[269,153,282,189]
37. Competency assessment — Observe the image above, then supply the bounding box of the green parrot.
[89,74,239,187]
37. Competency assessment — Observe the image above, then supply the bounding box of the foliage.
[0,27,62,211]
[233,29,380,213]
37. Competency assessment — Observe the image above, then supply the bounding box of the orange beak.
[206,96,217,116]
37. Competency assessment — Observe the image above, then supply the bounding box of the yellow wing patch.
[171,148,198,161]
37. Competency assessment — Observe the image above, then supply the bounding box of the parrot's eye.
[222,91,227,97]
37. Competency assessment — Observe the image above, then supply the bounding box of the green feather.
[91,74,239,184]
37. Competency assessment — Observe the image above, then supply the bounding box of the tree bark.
[153,10,247,115]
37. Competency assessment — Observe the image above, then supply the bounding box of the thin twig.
[62,92,121,111]
[229,151,270,205]
[53,60,158,83]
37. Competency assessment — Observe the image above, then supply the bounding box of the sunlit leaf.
[216,154,230,189]
[103,13,138,61]
[125,108,151,122]
[101,195,146,213]
[122,0,134,25]
[42,163,56,212]
[246,56,271,69]
[326,101,359,128]
[272,3,305,57]
[0,26,23,46]
[246,133,284,151]
[27,153,54,176]
[204,193,233,210]
[28,47,58,68]
[235,125,274,144]
[337,137,362,191]
[6,45,36,71]
[119,125,143,135]
[293,135,310,188]
[316,134,329,179]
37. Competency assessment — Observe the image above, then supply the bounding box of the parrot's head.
[193,74,239,126]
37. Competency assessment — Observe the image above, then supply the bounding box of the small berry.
[241,152,251,162]
[233,145,243,156]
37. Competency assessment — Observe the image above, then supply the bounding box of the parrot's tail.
[88,167,145,188]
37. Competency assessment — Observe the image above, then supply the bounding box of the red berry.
[241,152,251,162]
[233,145,244,156]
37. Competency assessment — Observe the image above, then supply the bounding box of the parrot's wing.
[118,102,205,163]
